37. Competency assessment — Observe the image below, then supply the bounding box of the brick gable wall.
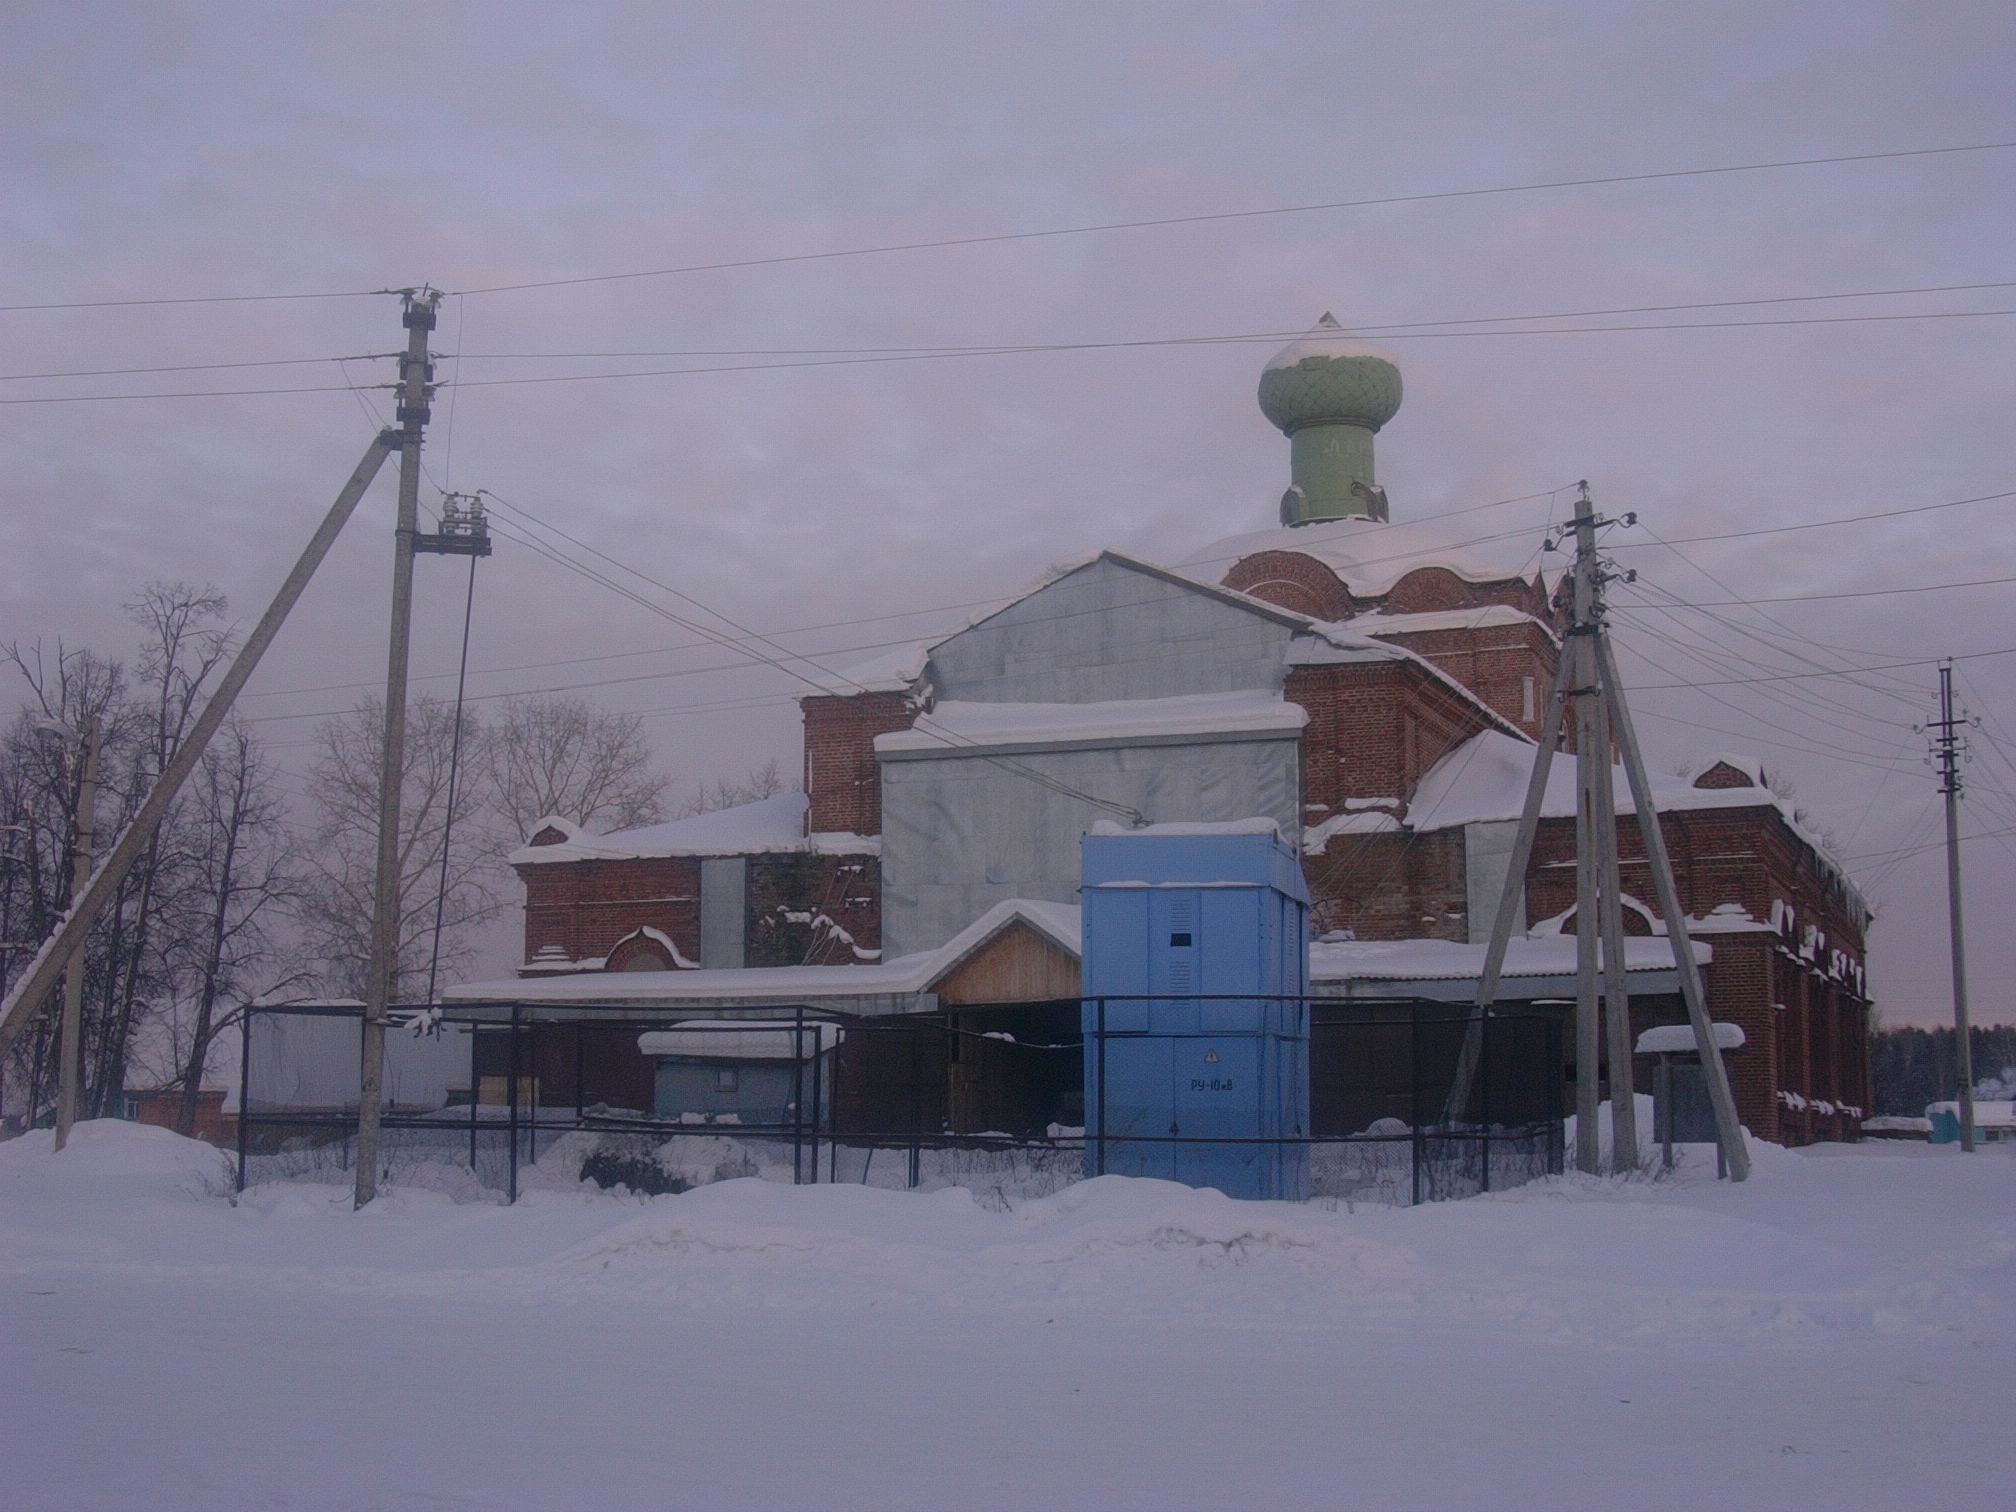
[1286,658,1503,816]
[517,856,701,967]
[801,691,916,835]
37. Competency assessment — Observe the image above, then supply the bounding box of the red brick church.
[469,319,1871,1146]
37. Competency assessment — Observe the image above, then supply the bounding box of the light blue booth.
[1080,820,1310,1200]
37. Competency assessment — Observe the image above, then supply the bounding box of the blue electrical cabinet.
[1080,821,1310,1200]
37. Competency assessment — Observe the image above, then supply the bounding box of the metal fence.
[236,997,1564,1206]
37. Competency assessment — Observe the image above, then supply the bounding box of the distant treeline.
[1870,1024,2016,1116]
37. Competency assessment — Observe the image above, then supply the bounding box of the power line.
[449,140,2016,297]
[0,352,400,383]
[0,287,395,315]
[9,142,2008,315]
[1613,489,2016,550]
[1625,574,2016,608]
[446,281,2016,361]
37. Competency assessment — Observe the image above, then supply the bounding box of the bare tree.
[681,757,790,817]
[95,584,234,1110]
[0,644,131,1127]
[298,696,502,999]
[483,692,669,840]
[160,721,303,1136]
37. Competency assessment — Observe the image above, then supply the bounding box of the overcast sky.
[4,2,2012,1019]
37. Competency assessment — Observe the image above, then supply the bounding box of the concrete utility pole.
[52,715,100,1152]
[354,289,438,1210]
[1930,660,1976,1152]
[1455,484,1749,1180]
[0,431,400,1067]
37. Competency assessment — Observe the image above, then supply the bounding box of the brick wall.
[1366,621,1558,739]
[1288,657,1504,816]
[1224,553,1555,625]
[801,692,916,834]
[1305,789,1870,1145]
[517,856,700,966]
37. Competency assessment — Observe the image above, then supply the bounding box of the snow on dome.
[1257,313,1403,436]
[1180,515,1532,600]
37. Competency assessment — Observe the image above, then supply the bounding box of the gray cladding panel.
[1463,820,1525,945]
[699,856,747,969]
[928,558,1295,704]
[880,735,1302,956]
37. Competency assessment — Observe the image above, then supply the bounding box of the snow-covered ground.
[3,1122,2011,1510]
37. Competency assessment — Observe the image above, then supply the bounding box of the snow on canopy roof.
[1312,935,1707,984]
[509,792,878,865]
[444,897,1082,1005]
[876,690,1306,755]
[1636,1022,1746,1054]
[1179,516,1535,600]
[1087,817,1282,838]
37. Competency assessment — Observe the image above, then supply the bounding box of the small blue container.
[1080,822,1310,1200]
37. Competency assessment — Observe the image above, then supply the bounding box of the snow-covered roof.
[1354,605,1559,642]
[1179,516,1536,600]
[798,640,932,696]
[1311,935,1708,984]
[509,792,878,866]
[636,1021,843,1059]
[1407,730,1783,830]
[876,690,1306,755]
[1635,1022,1746,1054]
[1404,730,1867,916]
[445,898,1082,1008]
[1925,1100,2016,1128]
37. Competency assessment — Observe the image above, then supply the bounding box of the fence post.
[794,1008,806,1186]
[809,1017,823,1186]
[1095,998,1107,1179]
[908,1016,921,1190]
[506,1004,520,1205]
[574,1019,585,1125]
[468,1019,480,1176]
[1480,1008,1492,1194]
[1410,1004,1424,1207]
[235,1004,253,1193]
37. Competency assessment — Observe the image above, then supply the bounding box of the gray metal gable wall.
[927,557,1297,703]
[880,734,1302,956]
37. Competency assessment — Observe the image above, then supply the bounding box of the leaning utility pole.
[52,715,100,1152]
[0,432,400,1067]
[1451,484,1748,1180]
[354,289,438,1210]
[1929,660,1976,1152]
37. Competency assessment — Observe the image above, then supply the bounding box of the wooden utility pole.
[52,715,100,1152]
[354,289,438,1210]
[1930,659,1976,1151]
[1456,484,1747,1180]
